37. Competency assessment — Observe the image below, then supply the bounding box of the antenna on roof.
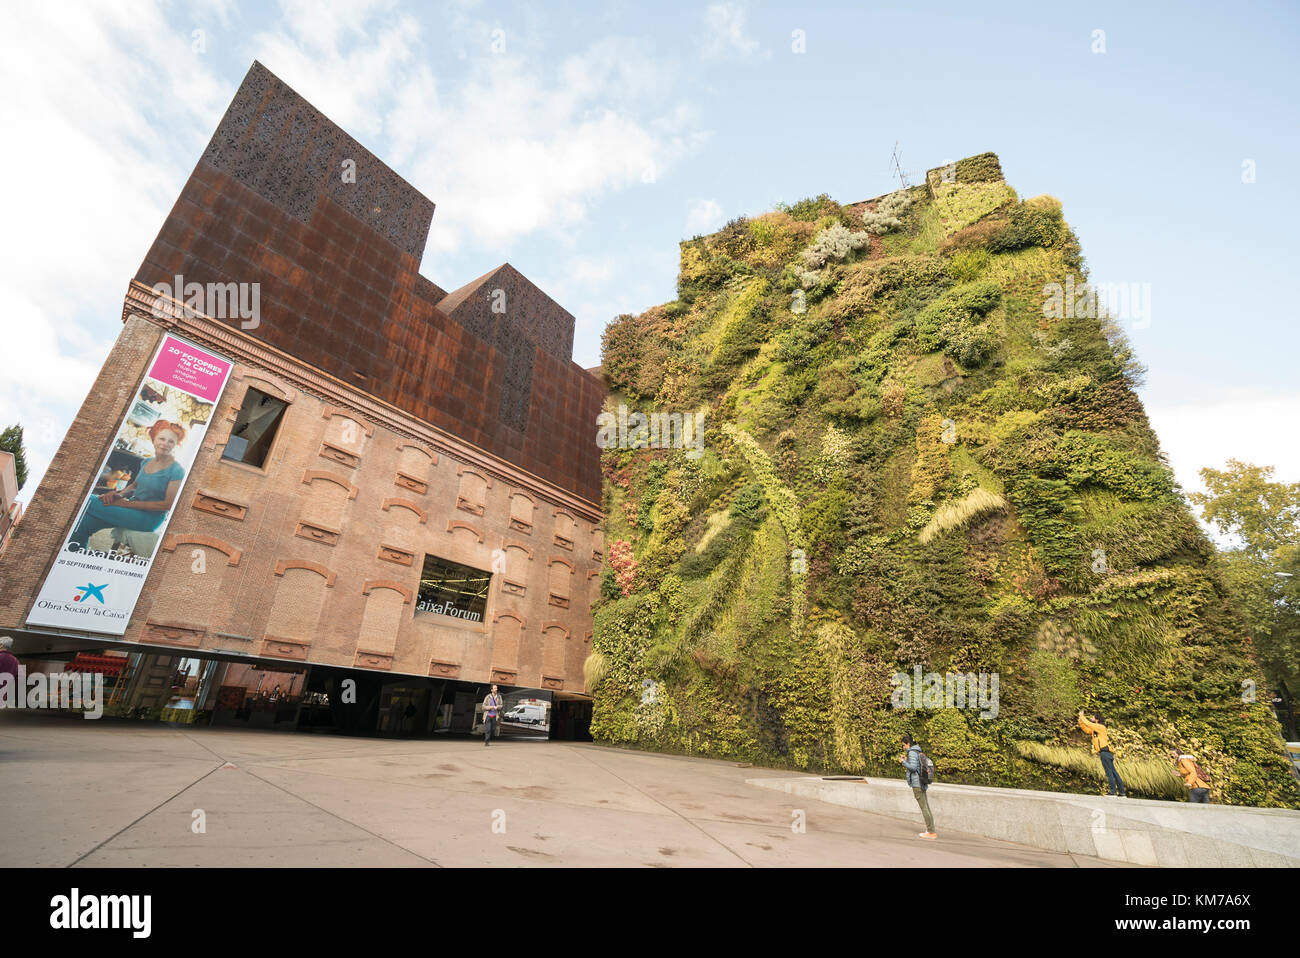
[890,141,910,190]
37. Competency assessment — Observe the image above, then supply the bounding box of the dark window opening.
[416,556,491,623]
[222,387,288,468]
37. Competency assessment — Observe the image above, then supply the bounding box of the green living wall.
[589,154,1299,808]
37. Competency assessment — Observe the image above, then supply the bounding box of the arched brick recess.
[553,509,576,550]
[457,467,489,515]
[382,497,428,523]
[236,372,296,403]
[397,440,438,464]
[273,558,337,587]
[492,613,524,673]
[301,470,359,499]
[548,557,573,608]
[146,542,238,630]
[541,623,568,679]
[361,579,414,603]
[509,490,536,533]
[456,465,493,488]
[161,533,241,565]
[503,542,534,560]
[493,610,527,628]
[357,587,406,658]
[446,519,484,543]
[321,405,374,435]
[264,566,329,650]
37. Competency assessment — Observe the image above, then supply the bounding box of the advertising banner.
[26,335,234,635]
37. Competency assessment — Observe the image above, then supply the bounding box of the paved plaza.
[0,714,1123,867]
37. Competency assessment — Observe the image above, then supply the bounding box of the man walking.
[482,684,503,746]
[1078,709,1126,797]
[900,733,937,840]
[1172,750,1211,803]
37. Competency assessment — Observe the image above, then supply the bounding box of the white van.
[505,703,547,726]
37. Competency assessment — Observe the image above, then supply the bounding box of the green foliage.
[801,223,871,270]
[914,279,1002,366]
[1014,741,1183,800]
[953,152,1004,183]
[946,249,991,282]
[1019,650,1081,727]
[591,152,1300,807]
[729,482,766,523]
[859,190,913,235]
[1004,474,1084,581]
[778,193,842,222]
[1057,431,1176,502]
[1190,460,1300,705]
[989,200,1067,253]
[0,424,27,490]
[918,488,1007,544]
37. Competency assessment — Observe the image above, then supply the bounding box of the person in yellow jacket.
[1171,750,1211,803]
[1078,710,1127,797]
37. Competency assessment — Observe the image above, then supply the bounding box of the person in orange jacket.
[1078,709,1127,797]
[1171,750,1211,803]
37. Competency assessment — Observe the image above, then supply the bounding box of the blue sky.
[2,0,1297,506]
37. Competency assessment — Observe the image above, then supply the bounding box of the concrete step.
[748,775,1300,867]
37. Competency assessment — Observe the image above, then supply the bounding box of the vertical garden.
[588,153,1300,808]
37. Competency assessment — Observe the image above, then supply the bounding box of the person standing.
[900,733,937,839]
[1078,710,1127,797]
[1172,750,1211,803]
[0,636,19,704]
[482,684,503,746]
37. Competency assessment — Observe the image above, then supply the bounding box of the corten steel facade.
[0,62,605,694]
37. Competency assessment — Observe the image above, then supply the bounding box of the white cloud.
[0,0,228,501]
[684,198,725,236]
[250,5,702,266]
[571,258,615,285]
[0,0,706,502]
[1146,390,1300,505]
[700,3,761,59]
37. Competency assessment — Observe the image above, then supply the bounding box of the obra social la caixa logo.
[74,583,108,604]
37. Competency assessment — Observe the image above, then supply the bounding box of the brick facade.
[0,61,605,695]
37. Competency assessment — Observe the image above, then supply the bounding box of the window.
[222,387,288,468]
[415,555,491,623]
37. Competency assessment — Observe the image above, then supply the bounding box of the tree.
[0,424,27,491]
[1191,460,1300,735]
[1191,460,1300,558]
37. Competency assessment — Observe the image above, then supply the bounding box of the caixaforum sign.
[26,334,233,636]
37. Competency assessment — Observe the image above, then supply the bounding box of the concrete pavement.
[0,714,1125,867]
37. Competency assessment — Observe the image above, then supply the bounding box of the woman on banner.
[68,420,188,550]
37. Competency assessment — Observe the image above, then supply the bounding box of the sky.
[1,0,1297,516]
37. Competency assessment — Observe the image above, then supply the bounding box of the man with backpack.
[900,733,937,840]
[1172,750,1212,803]
[1078,709,1127,797]
[482,684,503,746]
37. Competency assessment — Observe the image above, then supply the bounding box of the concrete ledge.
[748,776,1300,867]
